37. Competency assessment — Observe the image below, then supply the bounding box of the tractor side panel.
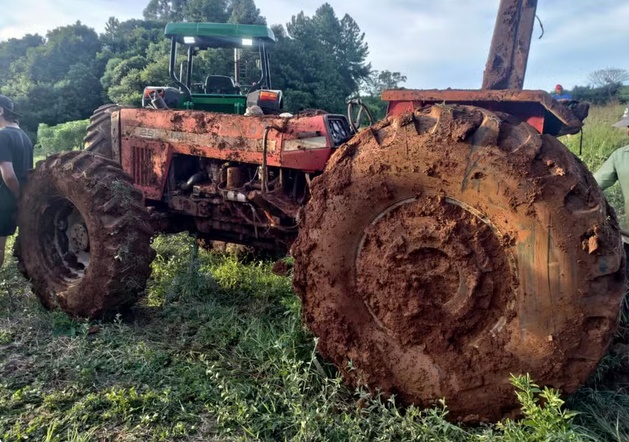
[119,109,338,200]
[280,116,337,172]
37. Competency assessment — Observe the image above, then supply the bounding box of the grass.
[0,233,601,441]
[562,103,628,170]
[562,103,629,214]
[0,104,628,441]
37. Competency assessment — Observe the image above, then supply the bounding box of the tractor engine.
[160,155,308,252]
[112,108,353,252]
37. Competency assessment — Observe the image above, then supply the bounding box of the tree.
[54,63,104,121]
[338,14,370,91]
[143,0,187,20]
[185,0,229,22]
[360,70,407,120]
[143,0,240,22]
[571,84,622,105]
[0,34,44,88]
[99,19,165,58]
[588,68,629,99]
[102,56,150,105]
[102,17,121,52]
[362,70,407,97]
[227,0,265,24]
[37,119,90,154]
[34,22,102,83]
[97,18,175,105]
[0,22,104,135]
[271,4,371,114]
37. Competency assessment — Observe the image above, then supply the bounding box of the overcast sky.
[0,0,626,91]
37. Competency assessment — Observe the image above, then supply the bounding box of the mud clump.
[271,259,291,276]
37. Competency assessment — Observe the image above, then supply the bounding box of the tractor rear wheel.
[84,104,119,159]
[292,105,625,422]
[15,151,155,318]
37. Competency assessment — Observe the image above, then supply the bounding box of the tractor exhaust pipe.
[482,0,538,90]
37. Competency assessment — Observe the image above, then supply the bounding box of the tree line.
[13,0,624,152]
[566,68,629,105]
[0,0,406,146]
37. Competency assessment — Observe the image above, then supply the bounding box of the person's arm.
[0,161,20,198]
[594,152,618,190]
[0,134,19,198]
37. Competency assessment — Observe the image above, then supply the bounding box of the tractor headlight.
[246,90,283,115]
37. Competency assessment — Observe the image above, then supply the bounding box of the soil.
[292,105,626,422]
[271,259,292,277]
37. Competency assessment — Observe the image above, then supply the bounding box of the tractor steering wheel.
[347,98,375,133]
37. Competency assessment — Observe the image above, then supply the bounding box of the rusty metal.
[226,167,243,188]
[482,0,538,90]
[111,110,121,163]
[383,89,585,136]
[118,109,340,200]
[248,190,301,219]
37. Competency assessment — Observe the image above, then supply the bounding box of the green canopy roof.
[165,22,275,48]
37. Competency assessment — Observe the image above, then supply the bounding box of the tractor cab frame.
[143,22,281,115]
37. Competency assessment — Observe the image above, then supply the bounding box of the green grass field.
[562,103,629,215]
[1,104,629,441]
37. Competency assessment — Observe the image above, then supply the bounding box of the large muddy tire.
[84,104,119,159]
[292,105,625,422]
[15,151,155,318]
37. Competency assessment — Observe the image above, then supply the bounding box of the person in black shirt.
[0,95,33,268]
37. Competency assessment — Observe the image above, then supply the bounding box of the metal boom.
[482,0,538,90]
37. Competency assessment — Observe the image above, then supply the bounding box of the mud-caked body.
[110,109,351,251]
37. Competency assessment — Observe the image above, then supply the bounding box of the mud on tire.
[292,105,626,422]
[15,151,155,318]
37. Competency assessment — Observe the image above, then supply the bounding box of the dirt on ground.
[292,105,626,422]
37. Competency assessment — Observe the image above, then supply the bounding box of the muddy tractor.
[15,0,625,422]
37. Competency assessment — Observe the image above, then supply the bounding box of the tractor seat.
[204,75,240,95]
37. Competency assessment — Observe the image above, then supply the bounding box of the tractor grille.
[325,116,352,147]
[132,146,153,186]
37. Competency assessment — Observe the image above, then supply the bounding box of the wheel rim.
[355,195,516,348]
[41,197,90,282]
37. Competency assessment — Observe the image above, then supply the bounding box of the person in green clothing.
[593,105,629,251]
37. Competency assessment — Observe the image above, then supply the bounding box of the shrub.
[36,119,89,155]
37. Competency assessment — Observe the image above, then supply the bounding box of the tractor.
[15,0,626,422]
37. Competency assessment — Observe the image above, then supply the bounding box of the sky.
[0,0,627,91]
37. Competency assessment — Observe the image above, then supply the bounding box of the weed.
[494,375,583,441]
[569,389,629,441]
[109,179,135,209]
